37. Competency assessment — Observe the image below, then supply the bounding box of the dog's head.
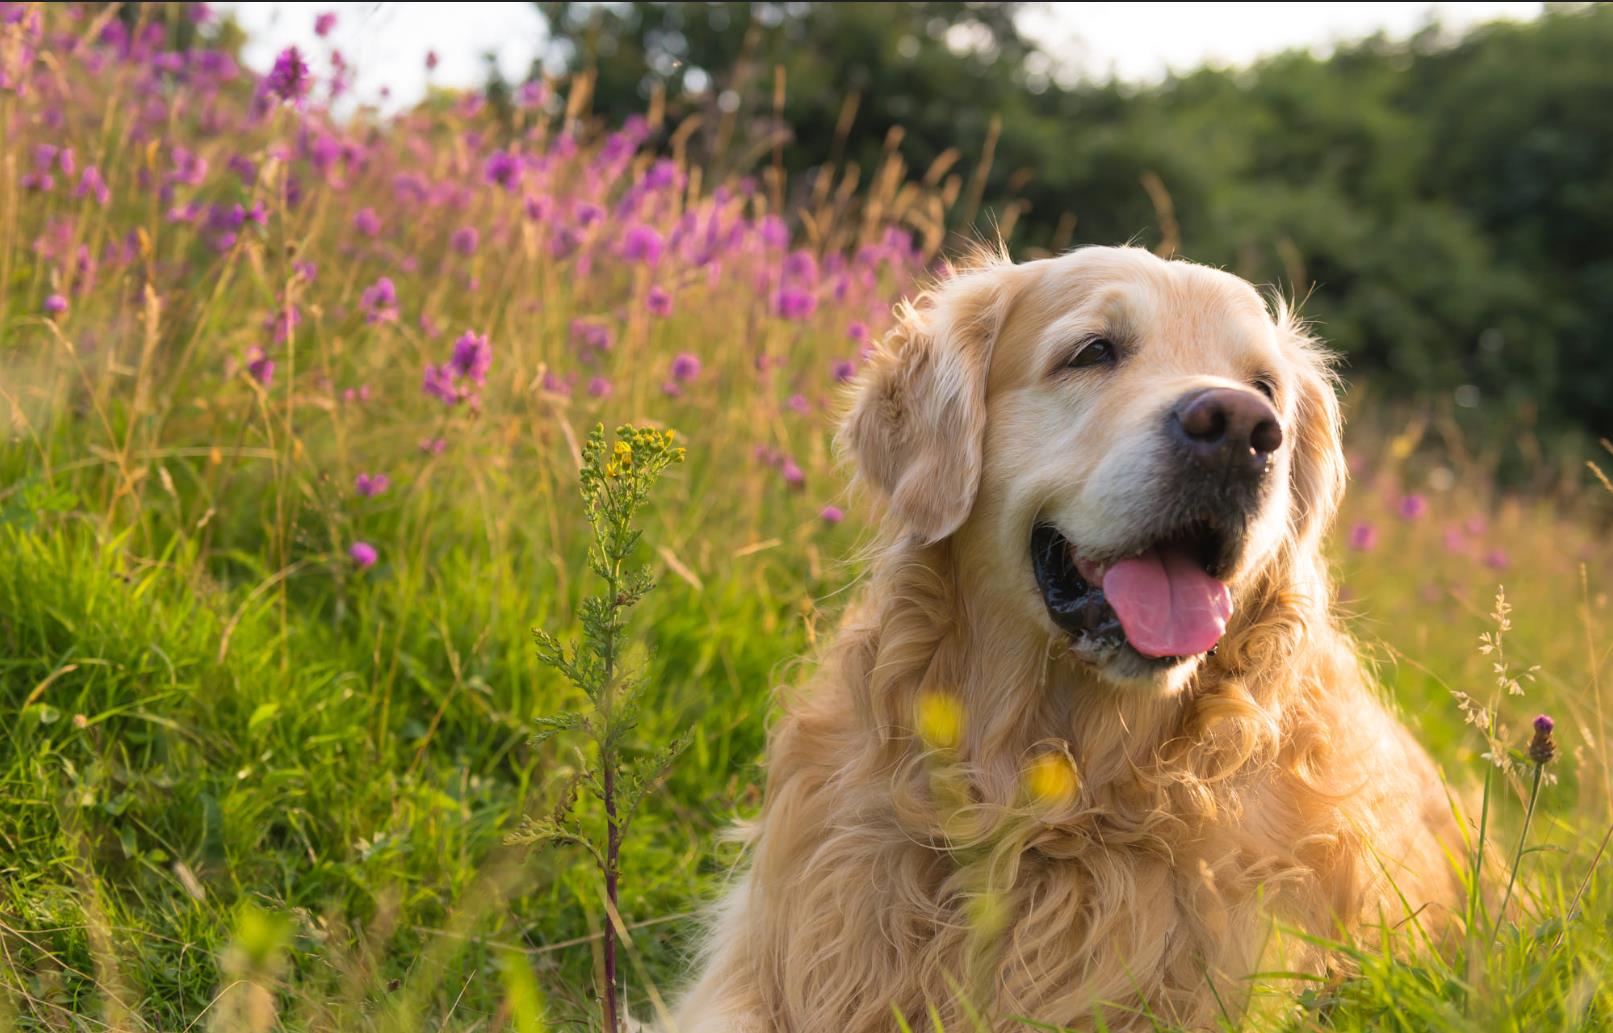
[843,246,1344,692]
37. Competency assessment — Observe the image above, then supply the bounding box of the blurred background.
[217,0,1611,467]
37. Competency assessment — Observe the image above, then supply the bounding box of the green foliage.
[508,425,688,1031]
[531,4,1613,441]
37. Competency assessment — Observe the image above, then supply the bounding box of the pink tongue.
[1101,545,1233,658]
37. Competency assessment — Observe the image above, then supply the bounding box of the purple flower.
[1534,714,1555,736]
[1464,516,1487,536]
[451,226,479,255]
[774,287,817,321]
[661,380,683,398]
[760,214,788,249]
[517,80,548,109]
[1529,714,1556,765]
[419,437,446,455]
[354,207,381,237]
[42,293,68,316]
[355,472,390,497]
[449,330,492,384]
[1398,494,1427,520]
[781,460,805,488]
[670,352,701,382]
[1483,549,1510,571]
[484,151,521,191]
[570,319,613,354]
[787,393,810,414]
[831,359,856,382]
[848,322,869,343]
[621,224,664,264]
[348,541,378,568]
[422,363,460,405]
[360,277,397,323]
[265,46,310,104]
[314,11,337,36]
[588,376,613,398]
[1347,521,1378,552]
[820,505,845,526]
[647,286,673,316]
[246,348,275,386]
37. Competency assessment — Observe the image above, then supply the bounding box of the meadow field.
[2,6,1612,1030]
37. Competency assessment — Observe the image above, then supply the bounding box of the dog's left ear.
[841,264,1018,543]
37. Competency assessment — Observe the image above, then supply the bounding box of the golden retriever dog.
[675,245,1463,1031]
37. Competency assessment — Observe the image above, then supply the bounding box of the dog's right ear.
[840,264,1017,544]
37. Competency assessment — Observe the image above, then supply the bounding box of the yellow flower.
[1024,751,1080,805]
[916,690,964,751]
[613,440,634,468]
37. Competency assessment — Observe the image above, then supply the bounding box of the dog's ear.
[841,265,1017,543]
[1281,321,1346,555]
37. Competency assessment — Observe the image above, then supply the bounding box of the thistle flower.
[1529,714,1556,765]
[422,364,461,405]
[787,393,809,414]
[670,352,700,382]
[353,207,381,237]
[647,286,673,316]
[774,287,816,321]
[355,473,390,497]
[781,459,805,488]
[831,359,856,383]
[1348,521,1378,552]
[314,11,337,36]
[484,151,521,191]
[621,224,664,264]
[1398,493,1428,520]
[348,541,378,568]
[451,225,479,255]
[820,505,845,526]
[360,276,397,323]
[588,376,613,398]
[264,46,310,104]
[245,347,275,386]
[42,293,68,316]
[1484,548,1511,571]
[449,330,492,384]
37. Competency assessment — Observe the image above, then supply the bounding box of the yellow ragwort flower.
[1024,751,1081,805]
[916,690,964,751]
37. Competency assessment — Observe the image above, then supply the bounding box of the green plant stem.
[1491,760,1546,950]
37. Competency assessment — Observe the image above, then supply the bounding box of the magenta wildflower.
[42,293,68,316]
[451,225,479,255]
[571,319,613,354]
[1348,521,1378,552]
[1464,516,1487,536]
[360,276,397,323]
[353,206,381,237]
[354,472,390,498]
[781,459,805,488]
[848,321,869,343]
[314,11,337,36]
[670,352,701,382]
[787,393,810,414]
[348,541,378,568]
[264,46,310,104]
[517,80,547,109]
[246,347,275,386]
[588,376,613,398]
[449,330,493,384]
[661,380,683,398]
[419,437,446,455]
[422,363,460,405]
[1529,715,1556,765]
[831,359,856,382]
[774,287,817,320]
[484,151,521,191]
[820,505,845,526]
[1398,494,1428,520]
[1483,548,1511,571]
[647,286,673,316]
[621,224,664,264]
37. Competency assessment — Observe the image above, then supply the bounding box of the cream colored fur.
[675,246,1463,1032]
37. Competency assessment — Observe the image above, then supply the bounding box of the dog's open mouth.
[1031,522,1236,664]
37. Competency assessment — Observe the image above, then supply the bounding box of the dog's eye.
[1252,376,1277,401]
[1063,338,1116,371]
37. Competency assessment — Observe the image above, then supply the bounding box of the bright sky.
[219,1,1546,115]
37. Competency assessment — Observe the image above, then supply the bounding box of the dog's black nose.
[1171,387,1283,471]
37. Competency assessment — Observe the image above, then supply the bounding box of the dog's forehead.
[991,249,1280,386]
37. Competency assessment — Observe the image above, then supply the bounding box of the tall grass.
[1,4,1611,1029]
